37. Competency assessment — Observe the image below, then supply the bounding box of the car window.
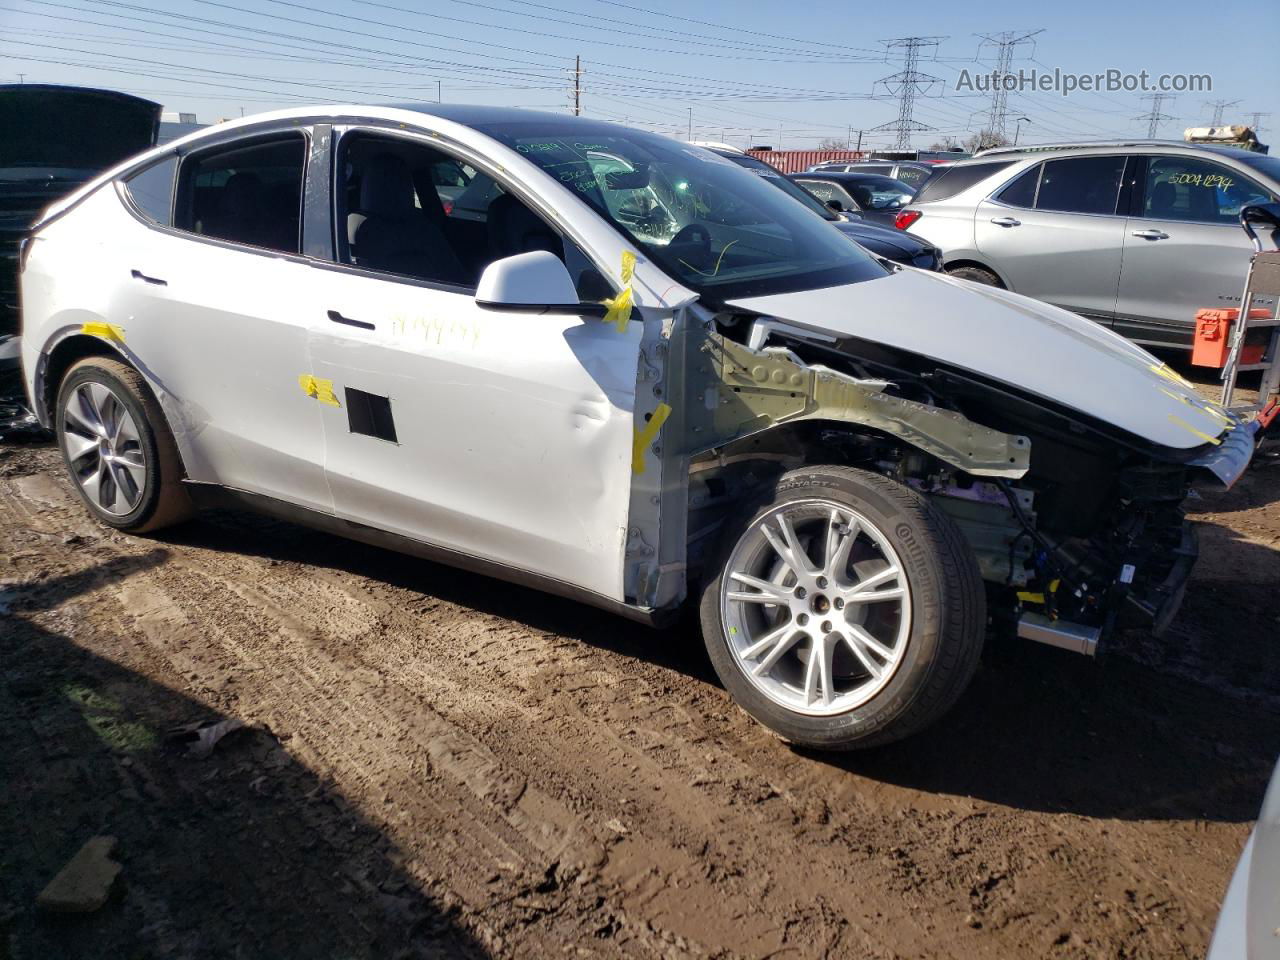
[335,131,605,298]
[1035,156,1125,215]
[844,175,914,209]
[175,135,306,253]
[1140,156,1276,224]
[994,163,1041,208]
[122,154,177,225]
[893,165,930,187]
[796,179,857,210]
[912,161,1015,203]
[855,164,894,175]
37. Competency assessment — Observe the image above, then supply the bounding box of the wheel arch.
[37,332,127,426]
[942,258,1008,288]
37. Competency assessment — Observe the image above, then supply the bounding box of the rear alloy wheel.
[700,466,985,750]
[56,357,192,532]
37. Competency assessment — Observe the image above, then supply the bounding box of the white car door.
[113,132,332,512]
[302,130,640,601]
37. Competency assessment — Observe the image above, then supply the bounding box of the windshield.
[476,121,887,299]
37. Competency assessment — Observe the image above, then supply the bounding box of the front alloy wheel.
[700,466,985,750]
[721,500,911,716]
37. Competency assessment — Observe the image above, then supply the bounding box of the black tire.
[946,264,1003,287]
[699,465,985,750]
[55,356,193,533]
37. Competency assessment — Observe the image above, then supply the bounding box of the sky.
[1,0,1277,151]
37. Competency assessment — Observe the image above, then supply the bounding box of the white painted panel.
[728,267,1230,450]
[303,265,639,601]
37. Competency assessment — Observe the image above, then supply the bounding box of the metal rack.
[1222,203,1280,413]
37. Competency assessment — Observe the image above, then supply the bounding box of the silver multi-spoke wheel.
[720,498,911,717]
[61,381,147,516]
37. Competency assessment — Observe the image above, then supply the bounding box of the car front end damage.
[625,290,1254,658]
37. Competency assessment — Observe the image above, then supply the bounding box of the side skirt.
[183,482,674,628]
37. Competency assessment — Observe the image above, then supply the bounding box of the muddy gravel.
[2,422,1278,959]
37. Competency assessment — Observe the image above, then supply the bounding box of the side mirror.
[475,251,607,317]
[825,199,844,213]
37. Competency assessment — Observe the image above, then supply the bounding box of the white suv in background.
[896,142,1280,347]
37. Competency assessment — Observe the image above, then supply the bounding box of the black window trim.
[115,123,316,265]
[117,151,180,226]
[173,128,311,257]
[986,161,1044,210]
[321,123,620,298]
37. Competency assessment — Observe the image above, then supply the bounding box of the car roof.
[969,140,1264,163]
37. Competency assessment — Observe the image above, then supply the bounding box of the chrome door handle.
[989,217,1021,227]
[327,309,375,331]
[130,268,167,286]
[1132,229,1170,240]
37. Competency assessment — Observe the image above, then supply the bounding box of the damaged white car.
[19,106,1259,749]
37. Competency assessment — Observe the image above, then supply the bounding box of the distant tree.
[926,137,959,151]
[817,136,849,150]
[964,130,1011,153]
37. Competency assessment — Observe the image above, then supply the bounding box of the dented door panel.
[303,266,641,601]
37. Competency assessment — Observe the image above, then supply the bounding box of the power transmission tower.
[1204,99,1241,125]
[1136,93,1175,138]
[1247,111,1271,134]
[974,30,1043,141]
[871,36,945,151]
[570,55,582,116]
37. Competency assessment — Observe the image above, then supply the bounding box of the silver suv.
[897,142,1280,347]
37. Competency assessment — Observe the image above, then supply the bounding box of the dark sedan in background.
[710,149,940,270]
[789,171,916,227]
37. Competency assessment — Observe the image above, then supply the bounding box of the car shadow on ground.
[165,507,1280,826]
[1,553,488,960]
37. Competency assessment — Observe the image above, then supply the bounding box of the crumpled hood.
[726,267,1232,451]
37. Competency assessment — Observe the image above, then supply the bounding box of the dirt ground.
[2,374,1278,960]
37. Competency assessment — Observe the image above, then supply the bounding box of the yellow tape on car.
[80,321,124,342]
[602,250,638,334]
[631,402,671,475]
[298,374,340,407]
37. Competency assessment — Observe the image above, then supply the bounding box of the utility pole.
[1013,116,1030,145]
[437,80,442,103]
[1136,93,1175,138]
[687,107,692,140]
[870,37,946,151]
[1204,99,1241,126]
[17,73,24,83]
[975,30,1043,142]
[572,55,582,116]
[855,129,863,154]
[1247,111,1271,134]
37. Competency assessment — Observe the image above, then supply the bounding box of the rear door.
[115,130,331,511]
[974,155,1127,320]
[1114,154,1276,346]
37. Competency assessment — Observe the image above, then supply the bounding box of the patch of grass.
[61,682,158,753]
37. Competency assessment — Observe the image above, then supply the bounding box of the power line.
[974,29,1042,140]
[1136,93,1175,138]
[1204,99,1241,125]
[870,36,945,150]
